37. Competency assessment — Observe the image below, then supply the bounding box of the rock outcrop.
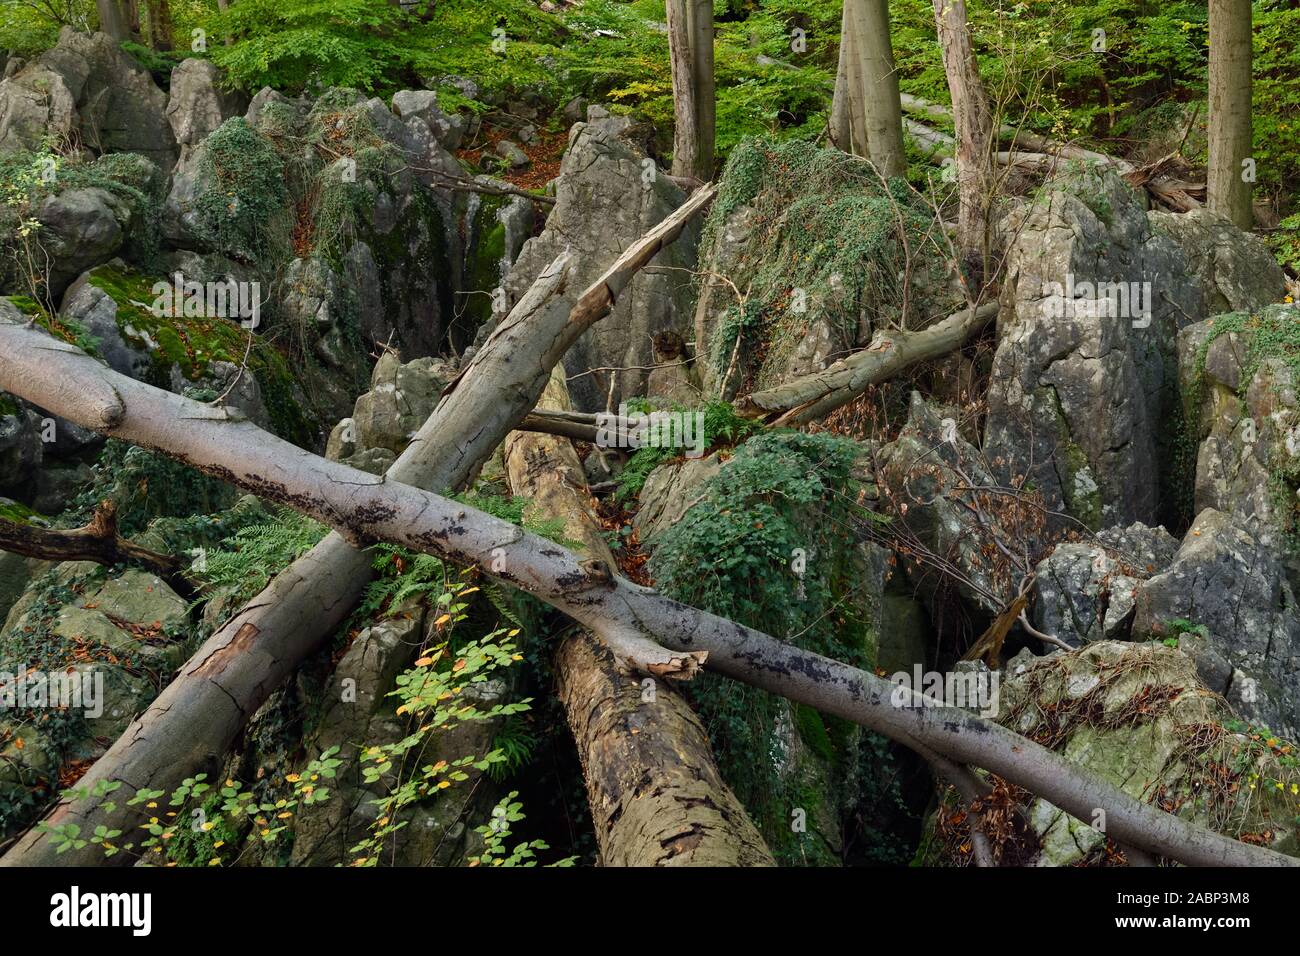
[503,123,700,410]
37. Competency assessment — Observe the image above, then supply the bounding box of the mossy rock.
[81,265,316,446]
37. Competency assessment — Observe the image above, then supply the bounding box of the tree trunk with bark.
[0,500,192,597]
[666,0,715,181]
[145,0,173,50]
[1207,0,1253,229]
[830,17,867,155]
[0,319,1293,867]
[506,368,773,866]
[736,301,998,425]
[0,187,716,868]
[95,0,131,40]
[932,0,995,271]
[832,0,907,177]
[689,0,716,179]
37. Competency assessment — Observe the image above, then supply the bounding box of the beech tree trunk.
[830,18,868,155]
[0,321,1293,868]
[736,301,998,425]
[666,0,715,181]
[1207,0,1253,229]
[932,0,994,270]
[145,0,173,51]
[832,0,907,177]
[95,0,131,40]
[0,187,716,868]
[507,369,773,866]
[689,0,716,179]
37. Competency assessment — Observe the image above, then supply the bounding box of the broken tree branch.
[736,302,999,426]
[0,500,194,598]
[0,181,719,868]
[0,320,1292,868]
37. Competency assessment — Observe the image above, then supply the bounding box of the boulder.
[877,393,1011,618]
[26,28,176,169]
[0,64,77,153]
[56,569,189,671]
[36,187,130,297]
[349,352,457,455]
[0,400,42,503]
[58,271,151,380]
[165,59,249,164]
[1149,209,1286,316]
[391,89,466,150]
[1031,522,1180,647]
[1177,304,1300,528]
[503,123,700,410]
[999,640,1300,865]
[494,139,529,168]
[1132,509,1300,739]
[983,169,1282,534]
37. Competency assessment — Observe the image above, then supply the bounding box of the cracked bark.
[0,500,193,598]
[508,368,771,865]
[0,184,716,868]
[736,302,999,425]
[1,320,1293,867]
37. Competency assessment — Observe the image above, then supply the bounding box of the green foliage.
[648,428,874,861]
[487,715,538,783]
[206,0,560,99]
[61,440,239,535]
[192,117,292,264]
[469,791,575,867]
[83,266,317,445]
[1270,213,1300,274]
[349,573,540,866]
[615,399,764,502]
[560,0,832,160]
[358,545,454,621]
[0,0,75,55]
[701,138,959,389]
[119,40,186,88]
[0,148,163,311]
[206,0,420,93]
[198,509,329,601]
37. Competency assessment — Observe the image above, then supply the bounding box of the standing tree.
[95,0,131,40]
[146,0,174,50]
[1207,0,1254,229]
[932,0,994,275]
[666,0,716,181]
[831,0,907,178]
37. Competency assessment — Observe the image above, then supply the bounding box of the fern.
[199,511,328,600]
[487,715,538,782]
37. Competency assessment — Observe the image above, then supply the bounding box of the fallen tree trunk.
[899,92,1204,212]
[507,369,772,866]
[0,185,718,868]
[0,322,1292,867]
[736,301,999,425]
[0,500,193,598]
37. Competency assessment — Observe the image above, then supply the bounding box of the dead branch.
[0,500,194,599]
[0,320,1292,868]
[736,301,999,425]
